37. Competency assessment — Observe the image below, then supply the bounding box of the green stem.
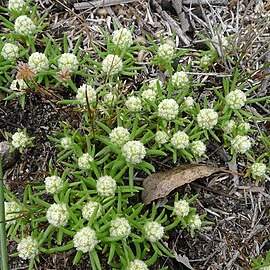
[128,165,134,188]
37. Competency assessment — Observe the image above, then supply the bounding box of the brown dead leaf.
[266,0,270,11]
[142,164,224,205]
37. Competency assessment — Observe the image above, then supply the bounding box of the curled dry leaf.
[142,164,224,205]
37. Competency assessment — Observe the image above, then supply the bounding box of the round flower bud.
[5,201,21,224]
[231,135,251,154]
[141,89,157,102]
[197,109,218,130]
[45,175,63,194]
[46,203,69,227]
[58,53,79,72]
[157,43,174,60]
[1,43,19,61]
[96,175,117,197]
[73,227,98,253]
[17,236,39,260]
[157,99,179,121]
[189,214,202,230]
[112,28,133,48]
[155,131,169,144]
[200,55,212,68]
[184,96,195,108]
[76,84,96,106]
[78,153,93,170]
[104,92,117,105]
[122,140,146,164]
[171,131,189,149]
[28,52,49,72]
[222,119,236,134]
[102,54,123,75]
[148,79,163,90]
[125,96,142,112]
[8,0,25,11]
[144,221,164,242]
[109,127,130,147]
[174,200,189,218]
[171,71,189,88]
[251,163,267,179]
[225,89,246,109]
[11,131,29,148]
[82,201,102,220]
[190,140,206,157]
[238,122,250,133]
[110,217,131,238]
[14,15,36,36]
[10,79,27,95]
[60,137,72,149]
[127,259,148,270]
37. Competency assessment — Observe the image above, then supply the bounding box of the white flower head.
[112,28,133,48]
[8,0,25,11]
[110,217,131,238]
[212,35,228,48]
[225,89,246,109]
[127,259,148,270]
[125,96,142,112]
[190,140,206,157]
[148,79,163,91]
[45,175,63,194]
[73,227,98,253]
[200,55,212,68]
[172,71,189,88]
[189,214,202,230]
[222,119,236,134]
[76,84,96,106]
[96,175,117,197]
[1,43,19,61]
[60,137,72,149]
[122,140,146,164]
[102,54,123,75]
[82,201,102,220]
[46,203,69,227]
[231,135,251,154]
[58,53,79,72]
[78,153,94,170]
[155,131,169,144]
[171,131,189,149]
[157,43,175,60]
[184,96,195,108]
[10,79,27,95]
[14,15,36,36]
[197,108,218,130]
[174,200,189,218]
[17,236,39,260]
[5,201,21,224]
[238,122,250,133]
[11,131,29,148]
[144,221,164,242]
[28,52,49,72]
[104,92,117,105]
[110,127,130,147]
[141,89,157,102]
[158,99,179,121]
[251,163,267,179]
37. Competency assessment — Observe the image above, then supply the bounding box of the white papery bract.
[82,201,102,220]
[184,96,195,108]
[189,214,202,230]
[73,227,98,253]
[28,52,49,72]
[125,96,142,112]
[60,137,72,149]
[45,175,63,194]
[190,140,206,157]
[102,54,123,75]
[174,200,189,218]
[58,53,79,72]
[11,131,29,148]
[225,89,246,109]
[14,15,36,36]
[10,79,27,95]
[1,43,19,61]
[127,259,149,270]
[46,203,69,227]
[157,43,174,60]
[17,236,39,260]
[109,127,130,147]
[76,84,96,106]
[110,217,131,239]
[8,0,25,11]
[104,92,117,105]
[122,140,146,164]
[96,175,117,197]
[141,89,157,102]
[222,119,236,134]
[171,131,189,149]
[112,28,133,48]
[155,131,169,144]
[157,99,179,121]
[251,163,267,179]
[231,135,251,154]
[197,108,218,130]
[5,201,21,224]
[78,153,93,170]
[144,221,164,242]
[148,79,163,90]
[171,71,189,88]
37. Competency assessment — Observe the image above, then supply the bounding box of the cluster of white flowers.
[28,52,49,72]
[76,84,96,105]
[144,221,164,242]
[78,153,93,170]
[11,131,29,149]
[225,89,246,109]
[1,43,19,61]
[171,131,189,149]
[45,175,63,194]
[155,131,169,144]
[157,99,179,121]
[110,217,131,238]
[125,96,142,112]
[174,200,189,218]
[10,79,27,94]
[5,201,21,224]
[127,259,149,270]
[8,0,25,11]
[200,55,212,68]
[222,119,236,134]
[102,54,123,75]
[73,227,98,253]
[60,137,72,149]
[58,53,79,72]
[251,163,267,179]
[197,108,218,130]
[212,35,228,48]
[103,92,117,105]
[96,175,117,197]
[231,135,251,154]
[189,214,202,230]
[157,43,175,60]
[190,140,206,157]
[122,140,146,164]
[184,96,195,108]
[112,28,133,48]
[46,203,69,227]
[238,122,250,133]
[148,79,163,90]
[109,127,130,147]
[17,236,39,260]
[82,201,102,220]
[172,71,189,88]
[14,15,36,36]
[141,89,157,102]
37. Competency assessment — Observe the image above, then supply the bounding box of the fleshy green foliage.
[250,249,270,269]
